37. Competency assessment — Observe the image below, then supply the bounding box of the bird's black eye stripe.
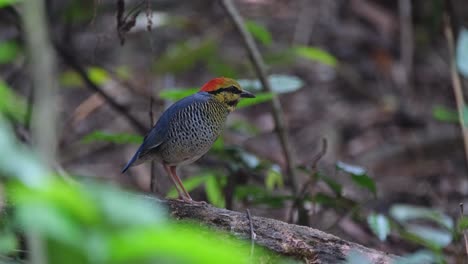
[208,86,242,95]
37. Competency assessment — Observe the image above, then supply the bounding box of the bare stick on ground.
[219,0,305,223]
[159,198,399,263]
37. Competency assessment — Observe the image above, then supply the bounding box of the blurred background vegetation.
[1,0,468,263]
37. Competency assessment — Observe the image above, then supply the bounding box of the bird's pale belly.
[158,129,221,166]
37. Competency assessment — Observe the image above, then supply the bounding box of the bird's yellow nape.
[199,77,241,92]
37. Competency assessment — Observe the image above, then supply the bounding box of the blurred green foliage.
[0,0,21,8]
[0,115,278,263]
[0,41,20,64]
[0,80,27,124]
[82,131,143,145]
[60,67,111,87]
[246,20,272,46]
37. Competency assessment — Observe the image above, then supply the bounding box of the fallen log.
[159,199,399,263]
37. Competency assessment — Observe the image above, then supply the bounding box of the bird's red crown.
[199,77,239,92]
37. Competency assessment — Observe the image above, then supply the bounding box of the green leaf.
[166,174,208,198]
[238,74,304,94]
[265,165,283,191]
[87,67,110,86]
[92,186,165,227]
[0,41,20,64]
[154,40,216,74]
[293,45,338,67]
[159,88,198,101]
[390,204,454,230]
[0,0,21,8]
[350,174,376,196]
[237,92,273,108]
[367,213,390,241]
[432,105,458,123]
[336,161,366,175]
[457,215,468,230]
[205,174,225,208]
[82,131,143,145]
[245,20,272,46]
[60,67,111,87]
[405,224,452,248]
[336,161,376,195]
[463,105,468,127]
[0,80,27,124]
[109,224,254,263]
[345,250,373,264]
[395,250,439,264]
[456,27,468,78]
[316,172,342,196]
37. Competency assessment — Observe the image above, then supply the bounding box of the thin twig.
[459,203,468,258]
[219,0,302,222]
[443,13,468,167]
[398,0,413,89]
[289,139,328,223]
[246,209,256,260]
[54,43,148,134]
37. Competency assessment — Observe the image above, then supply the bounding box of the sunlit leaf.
[405,224,452,248]
[166,174,208,198]
[265,165,283,191]
[237,92,273,108]
[60,67,111,87]
[336,161,366,175]
[238,74,304,94]
[432,105,458,123]
[205,174,225,208]
[390,204,454,230]
[239,150,260,168]
[456,27,468,78]
[0,0,21,8]
[159,88,198,101]
[109,224,253,263]
[245,20,272,46]
[88,67,110,85]
[336,161,376,195]
[0,41,20,64]
[82,131,143,145]
[367,213,390,241]
[293,45,337,67]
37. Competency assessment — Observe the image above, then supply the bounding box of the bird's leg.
[168,166,193,201]
[163,163,185,200]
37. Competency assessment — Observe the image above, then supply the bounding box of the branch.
[54,43,148,134]
[219,0,302,219]
[443,11,468,168]
[157,199,399,263]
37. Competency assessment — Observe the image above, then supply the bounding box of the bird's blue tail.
[121,150,140,173]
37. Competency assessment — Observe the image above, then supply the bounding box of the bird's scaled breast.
[158,100,229,166]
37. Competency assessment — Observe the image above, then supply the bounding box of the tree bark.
[160,199,399,263]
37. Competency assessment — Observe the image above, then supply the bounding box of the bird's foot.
[177,196,207,205]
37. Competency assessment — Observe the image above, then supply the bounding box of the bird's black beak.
[240,90,255,98]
